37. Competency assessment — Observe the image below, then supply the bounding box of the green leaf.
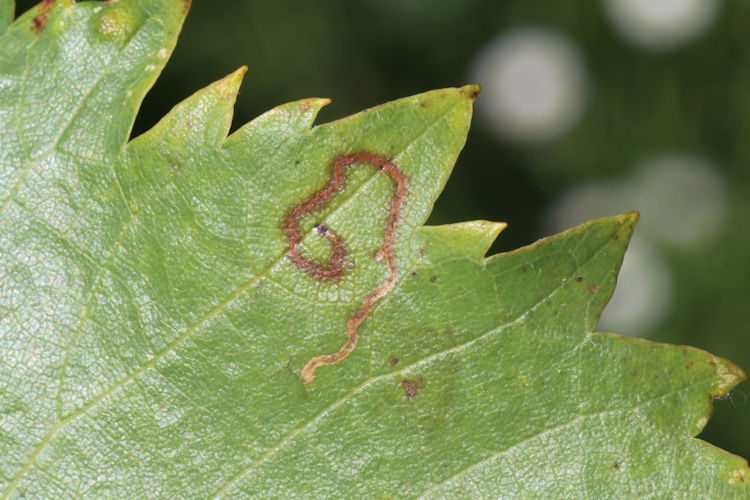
[1,1,747,498]
[0,1,12,34]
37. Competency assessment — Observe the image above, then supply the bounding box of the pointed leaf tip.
[460,84,481,101]
[302,97,332,110]
[216,66,247,100]
[419,220,506,262]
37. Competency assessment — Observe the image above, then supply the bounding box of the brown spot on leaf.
[685,361,694,370]
[32,13,48,32]
[588,282,599,293]
[418,248,425,258]
[411,270,417,276]
[182,0,192,15]
[460,86,481,101]
[709,359,717,366]
[613,461,620,470]
[574,276,583,283]
[390,358,399,366]
[402,377,425,400]
[613,234,619,241]
[632,369,639,377]
[430,275,437,283]
[420,102,428,108]
[32,0,54,33]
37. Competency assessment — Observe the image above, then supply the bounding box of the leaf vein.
[418,378,712,498]
[3,94,464,499]
[208,225,612,497]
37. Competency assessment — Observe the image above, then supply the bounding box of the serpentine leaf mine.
[285,152,407,383]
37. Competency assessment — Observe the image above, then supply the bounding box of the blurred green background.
[16,0,750,460]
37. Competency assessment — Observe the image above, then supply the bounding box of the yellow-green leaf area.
[0,0,747,498]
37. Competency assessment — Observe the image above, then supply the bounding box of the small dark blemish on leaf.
[685,361,694,370]
[182,0,192,15]
[418,248,425,258]
[420,102,427,108]
[430,275,437,283]
[709,359,717,366]
[32,12,49,33]
[186,121,193,129]
[613,461,620,470]
[575,276,583,283]
[402,377,425,400]
[613,234,619,241]
[390,358,399,366]
[632,369,639,377]
[588,282,599,293]
[411,270,418,276]
[294,160,300,165]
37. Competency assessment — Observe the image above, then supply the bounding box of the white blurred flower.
[597,238,673,336]
[542,181,631,235]
[603,0,721,50]
[470,29,588,143]
[628,155,729,248]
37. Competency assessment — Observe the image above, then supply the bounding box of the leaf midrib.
[2,96,462,498]
[208,230,615,498]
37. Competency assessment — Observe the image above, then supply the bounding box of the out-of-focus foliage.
[14,0,750,461]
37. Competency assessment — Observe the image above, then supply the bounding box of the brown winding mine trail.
[285,152,407,383]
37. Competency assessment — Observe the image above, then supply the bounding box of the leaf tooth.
[223,97,331,151]
[458,83,482,102]
[215,65,247,102]
[128,67,248,154]
[417,220,507,263]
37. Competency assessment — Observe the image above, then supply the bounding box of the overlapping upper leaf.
[0,0,747,498]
